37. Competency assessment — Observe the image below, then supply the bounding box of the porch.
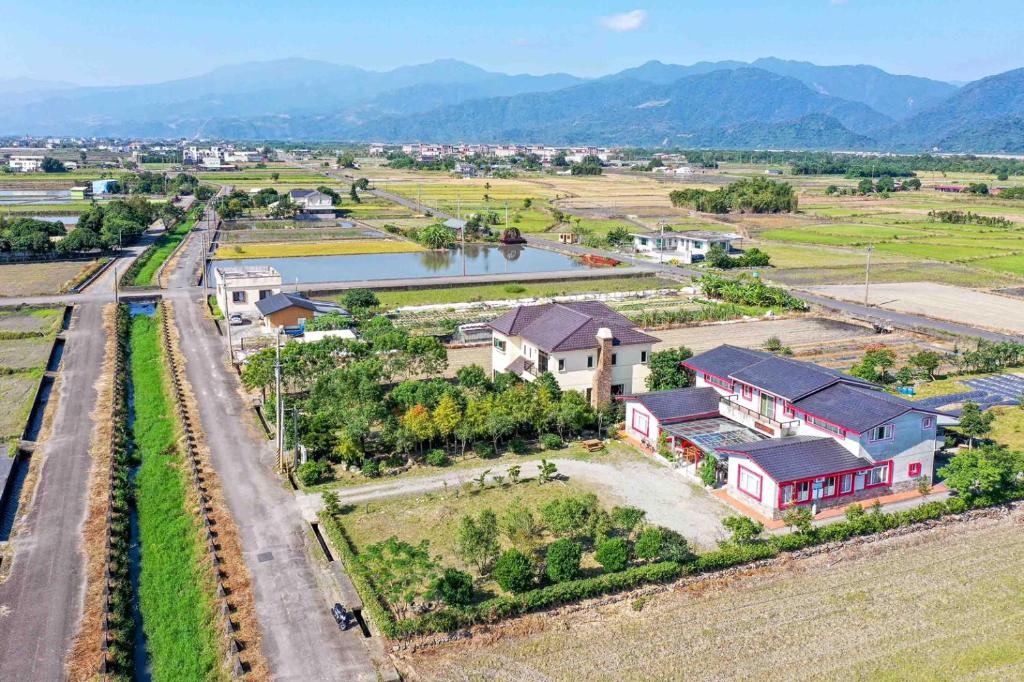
[661,417,766,481]
[719,395,800,438]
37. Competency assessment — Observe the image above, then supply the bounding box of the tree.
[359,537,438,617]
[546,539,581,582]
[721,516,764,544]
[958,401,994,448]
[611,506,646,536]
[337,152,356,168]
[41,157,67,173]
[502,498,543,552]
[645,347,694,391]
[456,364,490,393]
[432,393,462,447]
[405,335,449,377]
[850,347,897,384]
[781,505,814,534]
[555,390,593,437]
[939,444,1023,505]
[876,175,896,193]
[595,537,629,572]
[493,549,535,593]
[633,527,663,561]
[541,494,598,538]
[432,568,474,606]
[349,183,361,203]
[908,350,942,380]
[456,509,500,574]
[857,178,875,194]
[656,528,693,563]
[342,288,379,311]
[296,459,330,486]
[698,454,718,486]
[301,412,340,461]
[401,404,435,454]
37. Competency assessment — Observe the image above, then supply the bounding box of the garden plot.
[0,260,97,296]
[808,282,1024,335]
[400,508,1024,681]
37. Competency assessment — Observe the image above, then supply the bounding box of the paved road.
[0,254,134,679]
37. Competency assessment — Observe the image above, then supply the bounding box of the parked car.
[228,313,244,326]
[331,603,352,630]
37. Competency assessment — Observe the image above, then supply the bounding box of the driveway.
[298,456,733,548]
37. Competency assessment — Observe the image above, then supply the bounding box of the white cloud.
[599,9,648,32]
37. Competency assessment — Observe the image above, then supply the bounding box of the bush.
[656,528,694,563]
[546,539,582,583]
[361,459,381,478]
[509,437,528,455]
[504,284,526,294]
[474,442,497,459]
[425,448,449,467]
[433,568,474,607]
[611,506,646,535]
[595,537,629,572]
[493,549,536,593]
[633,526,663,561]
[296,459,330,486]
[721,516,764,544]
[539,433,563,450]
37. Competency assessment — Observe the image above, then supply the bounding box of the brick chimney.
[591,327,614,407]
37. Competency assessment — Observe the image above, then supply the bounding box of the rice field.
[213,238,424,259]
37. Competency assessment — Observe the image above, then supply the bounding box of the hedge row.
[323,490,1021,640]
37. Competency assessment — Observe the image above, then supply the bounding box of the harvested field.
[399,506,1024,681]
[768,261,1016,288]
[213,238,423,259]
[0,260,97,296]
[809,282,1024,335]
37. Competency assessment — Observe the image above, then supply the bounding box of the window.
[611,384,625,396]
[921,416,934,429]
[868,464,889,486]
[796,481,810,502]
[493,338,506,353]
[587,355,594,368]
[741,383,753,400]
[641,350,648,363]
[783,403,795,418]
[737,466,763,501]
[869,424,894,441]
[781,484,794,505]
[841,473,853,493]
[823,476,836,497]
[704,373,732,390]
[693,241,704,249]
[558,358,565,372]
[632,410,650,436]
[611,353,618,366]
[258,289,273,300]
[807,415,845,438]
[231,291,246,303]
[908,462,922,477]
[759,394,775,419]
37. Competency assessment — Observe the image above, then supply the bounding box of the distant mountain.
[885,68,1024,152]
[0,77,78,93]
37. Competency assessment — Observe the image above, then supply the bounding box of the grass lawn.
[0,306,63,455]
[129,216,197,286]
[213,238,424,259]
[990,405,1024,450]
[366,275,682,309]
[130,314,219,680]
[0,371,41,456]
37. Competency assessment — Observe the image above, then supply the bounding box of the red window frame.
[631,408,650,437]
[908,462,922,477]
[777,461,893,510]
[736,464,763,502]
[741,383,753,400]
[921,416,934,429]
[783,402,795,418]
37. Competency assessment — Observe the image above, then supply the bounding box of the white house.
[288,189,334,214]
[213,265,282,318]
[621,345,952,518]
[487,301,659,407]
[9,155,45,172]
[630,230,742,264]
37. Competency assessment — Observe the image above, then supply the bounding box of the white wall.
[726,456,779,516]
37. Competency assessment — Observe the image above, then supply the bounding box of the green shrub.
[425,448,449,467]
[698,455,718,486]
[509,437,528,455]
[721,516,764,544]
[656,528,694,563]
[595,537,629,572]
[611,505,646,535]
[474,442,497,459]
[433,568,474,607]
[633,526,663,561]
[296,459,330,486]
[540,433,563,450]
[546,539,582,582]
[361,459,381,478]
[493,549,536,593]
[504,284,526,294]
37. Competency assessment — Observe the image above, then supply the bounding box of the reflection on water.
[212,245,589,284]
[0,189,71,206]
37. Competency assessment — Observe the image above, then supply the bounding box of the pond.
[0,189,71,205]
[31,215,79,225]
[211,244,595,284]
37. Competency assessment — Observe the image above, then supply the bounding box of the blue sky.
[2,0,1021,86]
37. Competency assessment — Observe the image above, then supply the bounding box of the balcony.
[720,395,800,438]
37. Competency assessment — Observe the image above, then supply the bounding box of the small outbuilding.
[254,292,349,330]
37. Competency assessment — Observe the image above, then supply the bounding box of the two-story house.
[622,345,951,518]
[487,301,659,407]
[288,189,335,214]
[630,230,742,264]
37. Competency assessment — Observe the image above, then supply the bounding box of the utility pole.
[113,264,119,304]
[274,327,284,470]
[864,245,874,306]
[224,288,234,362]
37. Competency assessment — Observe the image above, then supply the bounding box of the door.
[855,471,866,491]
[759,393,775,418]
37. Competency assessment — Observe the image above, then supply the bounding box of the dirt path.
[298,457,734,548]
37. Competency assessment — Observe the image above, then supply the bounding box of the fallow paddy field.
[0,306,62,456]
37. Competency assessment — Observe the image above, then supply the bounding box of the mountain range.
[1,57,1022,153]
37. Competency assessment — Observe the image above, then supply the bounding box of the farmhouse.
[288,189,335,214]
[213,265,282,318]
[254,292,349,330]
[8,155,44,172]
[622,345,951,518]
[488,301,659,407]
[630,230,742,264]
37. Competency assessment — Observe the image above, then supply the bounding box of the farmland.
[0,260,100,296]
[0,306,62,455]
[399,507,1024,681]
[213,238,423,259]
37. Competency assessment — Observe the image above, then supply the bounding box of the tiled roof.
[504,356,531,376]
[719,436,872,482]
[627,387,722,422]
[684,345,771,380]
[794,383,941,433]
[488,301,659,352]
[255,293,347,317]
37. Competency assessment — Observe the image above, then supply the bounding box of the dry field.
[808,282,1024,336]
[398,506,1024,681]
[0,260,96,297]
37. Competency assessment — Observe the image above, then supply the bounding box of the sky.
[1,0,1021,86]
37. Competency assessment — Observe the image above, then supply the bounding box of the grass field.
[0,306,62,455]
[129,216,196,286]
[213,238,424,259]
[367,275,681,309]
[401,509,1024,681]
[129,313,219,681]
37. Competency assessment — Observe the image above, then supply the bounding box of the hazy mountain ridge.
[0,57,1021,152]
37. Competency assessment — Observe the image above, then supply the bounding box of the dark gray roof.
[794,383,940,433]
[719,436,872,482]
[627,387,721,423]
[255,292,347,317]
[686,345,872,400]
[488,301,659,352]
[288,189,318,198]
